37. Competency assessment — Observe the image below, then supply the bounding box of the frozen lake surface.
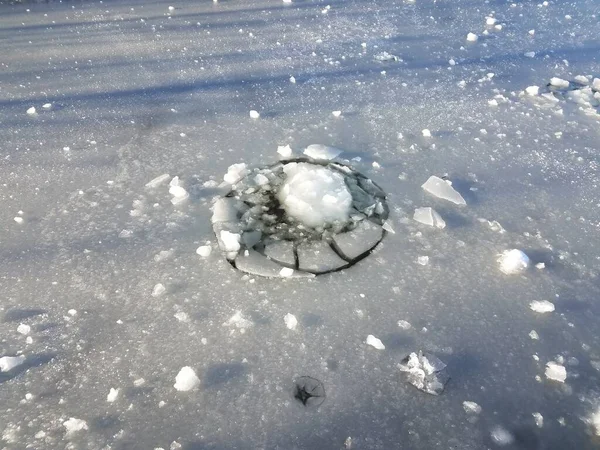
[1,0,600,448]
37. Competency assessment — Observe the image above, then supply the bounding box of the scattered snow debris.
[550,77,570,89]
[279,267,294,278]
[106,388,119,403]
[421,128,432,137]
[0,355,26,372]
[17,324,30,335]
[174,367,200,391]
[533,412,544,428]
[525,85,540,96]
[413,207,446,229]
[196,245,212,257]
[14,217,24,224]
[26,107,36,115]
[545,361,567,382]
[530,300,555,313]
[463,401,482,414]
[374,52,400,62]
[249,110,260,119]
[145,173,170,188]
[284,313,298,330]
[366,335,385,350]
[466,32,478,42]
[585,406,600,436]
[63,418,88,436]
[224,163,249,184]
[382,221,395,234]
[524,51,536,58]
[174,312,190,322]
[277,144,293,158]
[498,249,530,274]
[397,320,412,330]
[490,426,514,446]
[278,163,352,228]
[417,256,429,266]
[289,75,296,83]
[42,103,52,109]
[151,283,166,297]
[223,311,253,331]
[332,110,342,117]
[303,144,342,160]
[421,176,466,205]
[219,230,241,255]
[529,330,540,340]
[398,351,449,395]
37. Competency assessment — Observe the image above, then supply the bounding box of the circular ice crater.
[278,163,352,229]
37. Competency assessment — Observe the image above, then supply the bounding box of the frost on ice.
[413,207,446,229]
[174,366,201,391]
[0,355,26,372]
[398,351,449,395]
[498,249,530,274]
[421,176,466,205]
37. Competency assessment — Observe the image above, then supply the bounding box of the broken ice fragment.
[219,230,241,256]
[26,106,36,115]
[303,144,342,160]
[174,366,200,391]
[0,355,26,372]
[63,418,88,436]
[463,401,482,414]
[196,245,212,257]
[398,351,449,395]
[366,335,385,350]
[421,176,466,205]
[490,426,514,446]
[413,207,446,229]
[284,313,298,330]
[279,267,294,278]
[466,32,478,42]
[249,110,260,119]
[530,300,555,313]
[498,249,530,274]
[224,163,249,184]
[525,85,540,96]
[421,129,432,137]
[332,110,342,117]
[106,388,119,403]
[332,220,383,261]
[550,77,570,89]
[374,52,400,62]
[151,283,166,297]
[277,144,293,158]
[17,324,30,335]
[545,361,566,382]
[145,173,170,188]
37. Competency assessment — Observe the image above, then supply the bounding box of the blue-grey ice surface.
[1,0,600,448]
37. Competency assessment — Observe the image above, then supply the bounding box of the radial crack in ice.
[398,351,449,395]
[421,176,466,205]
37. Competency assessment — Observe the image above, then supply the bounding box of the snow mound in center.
[278,163,352,228]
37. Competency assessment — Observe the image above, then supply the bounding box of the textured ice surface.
[421,176,466,205]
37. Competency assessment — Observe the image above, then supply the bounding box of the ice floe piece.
[413,207,446,229]
[249,110,260,119]
[0,355,26,372]
[303,144,342,160]
[333,220,383,260]
[223,311,253,331]
[366,335,385,350]
[297,240,349,273]
[525,85,540,96]
[211,197,242,224]
[277,144,293,158]
[545,361,566,382]
[26,107,36,115]
[224,163,249,184]
[151,283,166,297]
[63,418,88,436]
[284,313,298,330]
[550,77,570,89]
[498,249,530,274]
[17,324,30,335]
[279,267,295,277]
[533,412,544,428]
[530,300,555,313]
[264,240,296,266]
[421,176,466,205]
[490,426,514,446]
[145,173,170,188]
[236,249,313,278]
[219,230,241,258]
[374,51,400,62]
[174,366,200,391]
[196,245,212,257]
[278,163,352,228]
[463,401,482,414]
[466,32,478,42]
[398,351,449,395]
[106,388,119,403]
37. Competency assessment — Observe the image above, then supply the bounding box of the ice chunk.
[297,240,348,273]
[530,300,555,313]
[106,388,119,403]
[417,256,429,266]
[17,324,30,335]
[332,110,342,117]
[224,163,249,184]
[545,361,566,382]
[366,335,385,350]
[529,330,539,340]
[332,220,383,260]
[254,173,269,186]
[264,240,296,266]
[63,418,88,436]
[42,103,52,110]
[593,78,600,91]
[169,185,188,199]
[374,51,400,62]
[463,401,482,414]
[533,412,544,428]
[303,144,342,160]
[26,106,36,115]
[277,144,293,158]
[525,85,540,96]
[174,366,200,391]
[421,129,432,137]
[211,197,240,224]
[219,230,241,254]
[413,207,446,229]
[151,283,166,297]
[585,406,600,436]
[550,77,570,89]
[490,426,514,446]
[278,163,352,228]
[235,249,311,278]
[14,217,24,224]
[397,320,412,330]
[249,110,260,119]
[466,32,478,42]
[145,173,170,188]
[279,267,294,277]
[421,176,466,205]
[498,249,530,274]
[0,355,26,372]
[196,245,212,257]
[524,51,536,58]
[284,313,298,330]
[398,351,449,395]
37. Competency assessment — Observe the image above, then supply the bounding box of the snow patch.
[174,366,200,391]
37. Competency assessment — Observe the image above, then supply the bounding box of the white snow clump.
[466,32,478,42]
[545,361,566,382]
[196,245,212,257]
[530,300,555,313]
[63,418,88,435]
[284,313,298,330]
[366,335,385,350]
[224,163,249,184]
[174,366,201,391]
[498,249,530,274]
[0,355,26,372]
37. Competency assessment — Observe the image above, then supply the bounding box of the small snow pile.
[0,355,26,372]
[498,249,530,274]
[17,324,31,335]
[366,335,385,350]
[145,173,170,188]
[284,313,298,330]
[545,361,567,382]
[303,144,342,160]
[174,366,200,391]
[466,32,478,42]
[413,207,446,229]
[224,163,249,184]
[106,388,119,403]
[421,176,466,205]
[249,110,260,119]
[530,300,555,313]
[26,106,36,115]
[278,163,352,228]
[63,418,88,436]
[398,351,449,395]
[196,245,212,257]
[277,144,293,158]
[219,230,241,258]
